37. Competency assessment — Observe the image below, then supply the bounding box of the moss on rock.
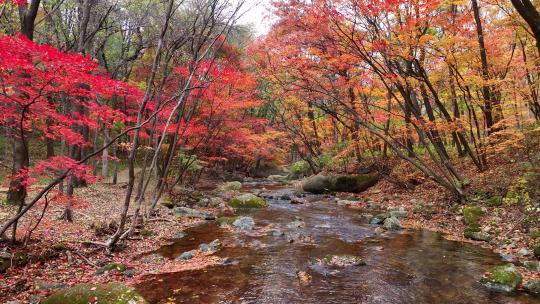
[463,205,484,225]
[228,194,267,208]
[42,283,148,304]
[332,175,379,193]
[481,264,522,292]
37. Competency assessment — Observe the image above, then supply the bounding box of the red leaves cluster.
[0,34,139,190]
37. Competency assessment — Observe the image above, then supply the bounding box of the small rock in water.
[290,198,306,204]
[296,270,312,285]
[209,239,221,251]
[173,231,187,239]
[177,250,196,261]
[373,227,384,235]
[383,217,402,231]
[312,254,366,268]
[369,213,388,225]
[500,254,518,263]
[287,220,305,229]
[221,257,235,265]
[280,194,292,200]
[270,230,285,237]
[232,217,255,230]
[199,243,210,252]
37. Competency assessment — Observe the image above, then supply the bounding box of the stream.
[135,181,540,303]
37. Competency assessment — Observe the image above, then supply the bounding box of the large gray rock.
[302,174,379,194]
[302,175,333,194]
[175,207,215,220]
[232,217,255,230]
[383,217,402,231]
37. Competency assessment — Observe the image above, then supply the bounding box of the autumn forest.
[1,0,540,303]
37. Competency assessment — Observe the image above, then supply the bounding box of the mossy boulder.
[42,283,148,304]
[228,194,267,209]
[481,264,522,292]
[464,231,492,242]
[383,217,402,231]
[302,175,333,194]
[302,174,379,194]
[463,205,484,224]
[331,175,379,193]
[486,196,503,207]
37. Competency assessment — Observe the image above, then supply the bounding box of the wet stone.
[177,250,196,261]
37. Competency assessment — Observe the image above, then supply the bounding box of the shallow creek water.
[135,182,540,304]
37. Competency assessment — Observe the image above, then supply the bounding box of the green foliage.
[503,177,531,206]
[288,161,312,179]
[486,196,503,207]
[529,228,540,239]
[178,153,202,172]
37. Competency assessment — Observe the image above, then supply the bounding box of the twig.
[71,250,97,267]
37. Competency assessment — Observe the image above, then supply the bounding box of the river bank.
[1,175,539,303]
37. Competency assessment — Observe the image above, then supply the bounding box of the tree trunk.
[472,0,502,133]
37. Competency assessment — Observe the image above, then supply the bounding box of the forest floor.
[0,158,539,302]
[0,178,223,303]
[347,155,540,287]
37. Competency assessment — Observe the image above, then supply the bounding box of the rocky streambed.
[133,181,539,304]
